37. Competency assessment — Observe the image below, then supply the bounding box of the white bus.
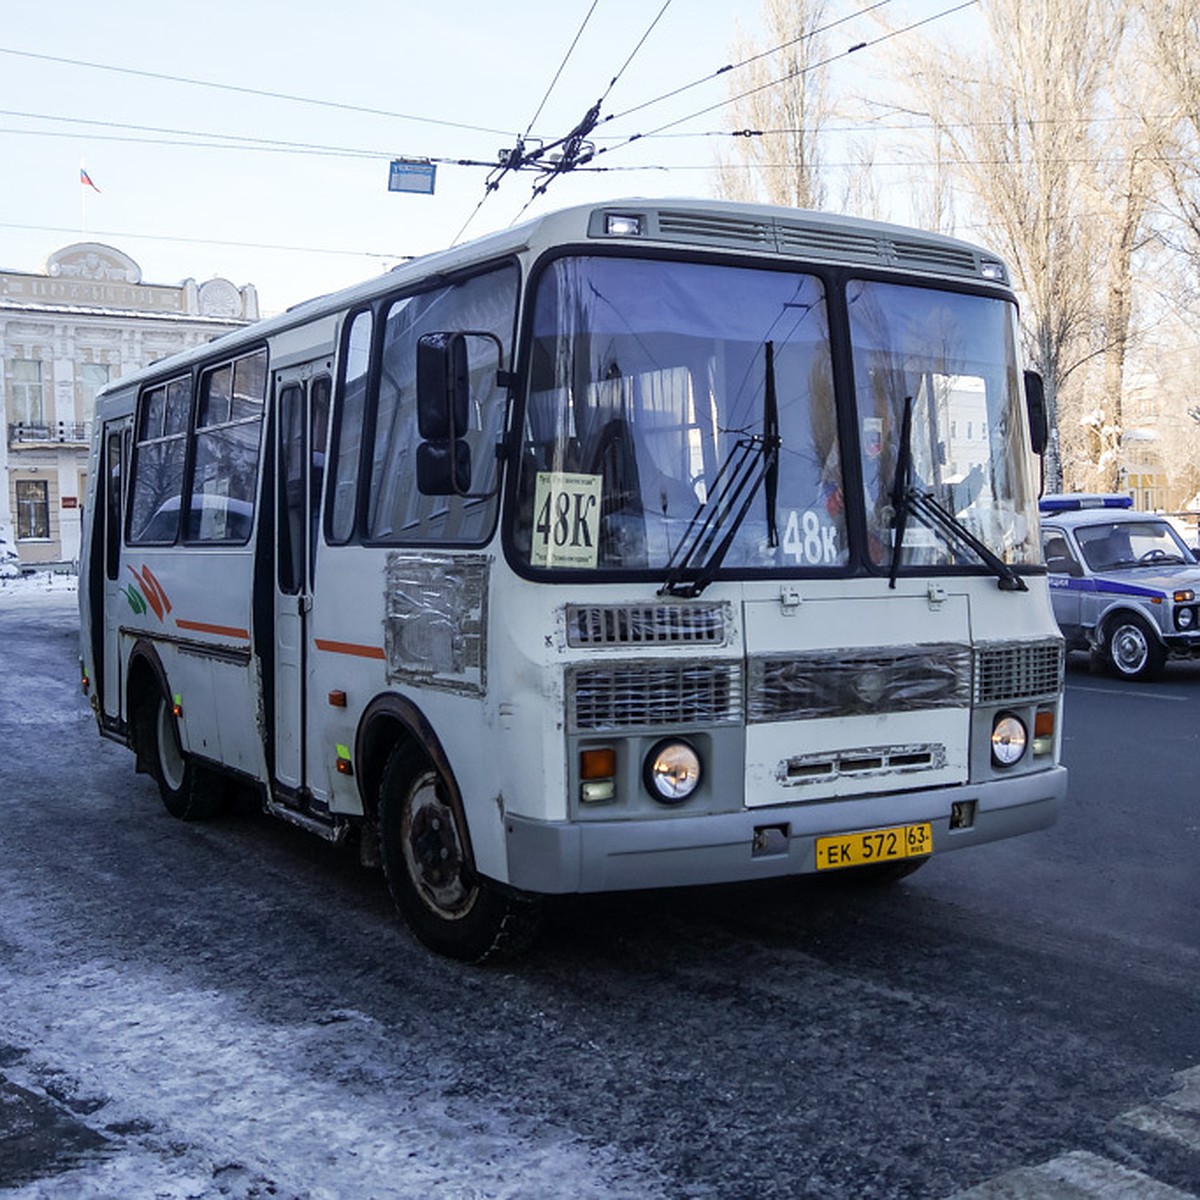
[80,199,1067,961]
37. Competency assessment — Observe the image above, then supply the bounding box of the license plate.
[815,822,932,871]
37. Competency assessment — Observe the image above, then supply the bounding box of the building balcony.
[8,421,91,448]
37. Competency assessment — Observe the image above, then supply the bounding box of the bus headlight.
[643,739,702,804]
[991,714,1027,767]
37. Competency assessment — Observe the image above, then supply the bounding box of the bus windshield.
[850,279,1039,570]
[514,256,845,574]
[513,256,1038,577]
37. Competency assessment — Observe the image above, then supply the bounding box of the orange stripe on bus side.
[314,638,387,660]
[175,618,251,640]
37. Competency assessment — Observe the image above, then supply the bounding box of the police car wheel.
[1104,614,1165,681]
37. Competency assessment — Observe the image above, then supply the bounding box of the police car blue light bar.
[1039,493,1133,513]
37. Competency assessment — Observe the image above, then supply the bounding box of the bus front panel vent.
[654,211,774,251]
[568,661,743,732]
[566,603,729,648]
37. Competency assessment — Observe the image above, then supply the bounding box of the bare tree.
[1141,2,1200,268]
[891,0,1132,492]
[715,0,832,210]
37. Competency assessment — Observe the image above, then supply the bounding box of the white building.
[1,243,258,568]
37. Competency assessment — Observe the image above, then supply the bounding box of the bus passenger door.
[272,369,331,796]
[99,418,132,724]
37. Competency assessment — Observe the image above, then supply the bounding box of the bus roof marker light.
[605,213,643,237]
[980,261,1007,282]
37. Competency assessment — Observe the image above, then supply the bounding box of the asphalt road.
[0,590,1197,1198]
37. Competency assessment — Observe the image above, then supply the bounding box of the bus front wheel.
[378,748,541,963]
[139,690,225,821]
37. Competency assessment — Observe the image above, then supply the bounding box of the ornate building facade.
[0,243,258,567]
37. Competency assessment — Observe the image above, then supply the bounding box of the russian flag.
[80,168,101,193]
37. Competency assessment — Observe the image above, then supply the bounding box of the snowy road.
[1,581,1198,1198]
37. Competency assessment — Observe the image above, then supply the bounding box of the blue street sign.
[389,159,437,195]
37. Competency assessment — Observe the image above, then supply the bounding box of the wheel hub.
[402,774,477,919]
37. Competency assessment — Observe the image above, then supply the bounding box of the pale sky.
[0,0,980,314]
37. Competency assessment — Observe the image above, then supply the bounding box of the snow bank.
[0,570,79,611]
[0,521,20,579]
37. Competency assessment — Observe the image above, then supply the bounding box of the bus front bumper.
[501,766,1067,895]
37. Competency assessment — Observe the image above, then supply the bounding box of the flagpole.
[80,158,86,237]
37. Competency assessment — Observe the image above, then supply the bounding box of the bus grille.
[566,603,728,648]
[568,662,743,731]
[973,641,1064,704]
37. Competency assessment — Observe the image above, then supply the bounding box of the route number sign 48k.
[531,472,602,569]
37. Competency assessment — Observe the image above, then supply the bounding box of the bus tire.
[1103,613,1165,681]
[139,689,226,821]
[378,747,542,963]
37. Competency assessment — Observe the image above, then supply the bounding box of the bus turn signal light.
[580,747,616,804]
[1033,708,1055,756]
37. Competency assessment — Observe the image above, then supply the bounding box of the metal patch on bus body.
[383,553,488,696]
[747,644,971,723]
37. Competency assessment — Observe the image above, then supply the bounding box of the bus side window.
[278,383,305,595]
[188,349,267,543]
[367,264,516,544]
[105,429,123,580]
[329,310,373,544]
[128,376,192,544]
[310,375,330,575]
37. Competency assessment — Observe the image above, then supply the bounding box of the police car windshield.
[1074,520,1194,572]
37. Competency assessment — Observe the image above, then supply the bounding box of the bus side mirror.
[1024,369,1048,456]
[417,332,470,441]
[417,332,473,495]
[416,441,471,495]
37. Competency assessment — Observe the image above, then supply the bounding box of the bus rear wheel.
[139,689,226,821]
[378,748,541,963]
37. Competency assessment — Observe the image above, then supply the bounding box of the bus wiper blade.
[888,396,915,590]
[660,342,782,598]
[658,435,779,597]
[763,340,780,549]
[905,488,1029,592]
[887,394,1026,592]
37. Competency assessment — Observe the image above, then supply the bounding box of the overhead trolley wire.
[605,0,893,126]
[0,44,513,138]
[601,0,672,103]
[452,0,660,244]
[0,219,406,263]
[500,0,673,224]
[451,1,604,244]
[0,108,504,168]
[588,0,980,163]
[521,0,600,140]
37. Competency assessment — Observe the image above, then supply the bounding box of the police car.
[1040,494,1200,680]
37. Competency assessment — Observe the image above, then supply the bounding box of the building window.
[15,479,50,539]
[8,360,45,426]
[79,362,110,412]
